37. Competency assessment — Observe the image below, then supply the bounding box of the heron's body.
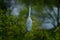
[26,16,32,31]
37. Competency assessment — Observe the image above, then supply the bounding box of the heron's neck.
[29,6,31,17]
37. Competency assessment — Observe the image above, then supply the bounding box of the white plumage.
[26,6,32,31]
[26,17,32,31]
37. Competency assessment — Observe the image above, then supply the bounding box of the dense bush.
[0,9,60,40]
[0,0,60,40]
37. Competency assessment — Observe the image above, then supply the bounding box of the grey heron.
[26,6,32,32]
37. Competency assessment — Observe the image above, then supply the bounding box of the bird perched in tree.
[26,6,32,32]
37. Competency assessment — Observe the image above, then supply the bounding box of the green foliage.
[0,0,60,40]
[0,8,60,40]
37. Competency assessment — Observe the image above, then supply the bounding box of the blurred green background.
[0,0,60,40]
